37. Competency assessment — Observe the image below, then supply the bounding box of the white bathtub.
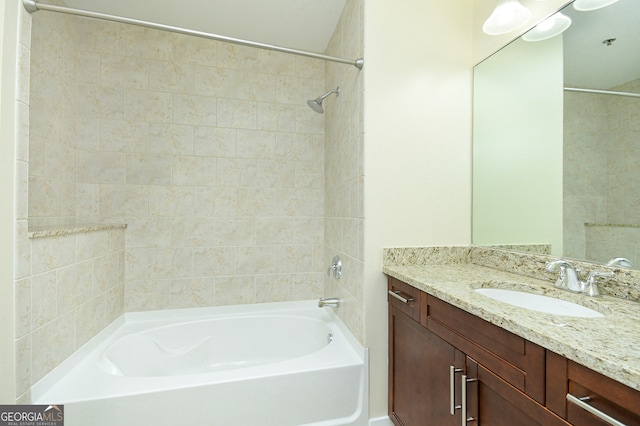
[32,301,369,426]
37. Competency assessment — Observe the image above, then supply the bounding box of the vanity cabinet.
[388,277,569,426]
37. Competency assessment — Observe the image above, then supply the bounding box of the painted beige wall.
[473,0,572,64]
[0,0,19,404]
[363,0,473,417]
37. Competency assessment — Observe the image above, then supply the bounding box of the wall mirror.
[473,0,640,268]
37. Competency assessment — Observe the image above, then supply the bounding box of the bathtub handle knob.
[327,255,342,280]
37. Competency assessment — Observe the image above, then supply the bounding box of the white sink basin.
[475,288,604,318]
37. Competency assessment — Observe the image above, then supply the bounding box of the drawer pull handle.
[388,290,414,304]
[461,375,477,425]
[567,394,627,426]
[450,366,462,415]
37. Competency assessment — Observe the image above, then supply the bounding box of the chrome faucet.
[318,297,340,308]
[545,260,582,292]
[545,259,615,297]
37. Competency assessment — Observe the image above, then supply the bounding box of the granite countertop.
[383,262,640,392]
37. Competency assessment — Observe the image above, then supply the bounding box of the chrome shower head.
[307,87,340,113]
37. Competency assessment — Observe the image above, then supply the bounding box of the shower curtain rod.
[564,87,640,99]
[22,0,364,70]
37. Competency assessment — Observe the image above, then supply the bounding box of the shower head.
[307,87,340,113]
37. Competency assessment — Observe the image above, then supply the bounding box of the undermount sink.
[475,288,605,318]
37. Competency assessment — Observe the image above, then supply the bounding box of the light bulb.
[483,0,532,36]
[522,12,572,42]
[573,0,619,11]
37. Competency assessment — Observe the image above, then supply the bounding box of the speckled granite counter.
[383,247,640,392]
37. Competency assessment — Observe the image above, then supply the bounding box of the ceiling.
[562,0,640,90]
[62,0,347,53]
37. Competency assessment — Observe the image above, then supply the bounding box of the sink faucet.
[545,260,615,297]
[544,260,582,292]
[318,297,340,308]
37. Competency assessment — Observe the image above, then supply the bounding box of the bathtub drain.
[327,333,333,344]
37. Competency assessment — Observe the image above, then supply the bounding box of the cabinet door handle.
[388,290,414,304]
[461,375,477,425]
[450,366,462,415]
[567,394,627,426]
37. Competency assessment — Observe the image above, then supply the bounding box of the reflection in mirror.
[473,0,640,268]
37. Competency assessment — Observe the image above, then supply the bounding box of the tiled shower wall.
[324,0,365,342]
[29,12,328,312]
[19,1,332,401]
[14,6,127,403]
[564,78,640,264]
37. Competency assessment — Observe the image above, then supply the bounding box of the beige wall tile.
[193,187,236,217]
[125,90,172,123]
[56,261,93,314]
[77,84,125,120]
[217,98,257,129]
[172,94,217,127]
[31,311,74,383]
[192,247,236,277]
[126,153,173,185]
[193,65,238,97]
[30,272,56,330]
[31,234,76,275]
[148,60,194,93]
[171,34,217,66]
[236,247,276,275]
[172,156,218,186]
[99,184,149,217]
[15,335,31,398]
[75,295,106,347]
[124,26,172,60]
[194,127,236,157]
[100,119,148,153]
[255,274,293,303]
[101,55,148,89]
[77,151,126,184]
[214,276,256,306]
[14,278,31,338]
[149,186,194,217]
[125,218,172,248]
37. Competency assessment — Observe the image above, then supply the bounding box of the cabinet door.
[389,304,463,426]
[464,357,570,426]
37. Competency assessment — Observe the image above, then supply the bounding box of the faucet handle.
[545,259,574,273]
[583,271,615,297]
[327,255,342,280]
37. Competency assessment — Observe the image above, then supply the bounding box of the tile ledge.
[28,223,127,238]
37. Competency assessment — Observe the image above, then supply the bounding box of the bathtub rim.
[31,300,366,404]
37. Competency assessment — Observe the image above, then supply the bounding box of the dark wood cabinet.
[389,303,463,425]
[388,277,569,426]
[388,275,640,425]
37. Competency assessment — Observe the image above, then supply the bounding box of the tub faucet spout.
[318,297,340,308]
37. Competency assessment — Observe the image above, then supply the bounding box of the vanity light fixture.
[572,0,619,11]
[522,12,572,42]
[483,0,532,35]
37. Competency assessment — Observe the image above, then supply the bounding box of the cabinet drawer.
[427,295,545,402]
[547,351,640,423]
[388,277,423,323]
